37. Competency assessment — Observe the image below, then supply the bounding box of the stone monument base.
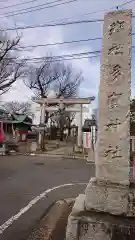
[85,178,135,217]
[66,208,135,240]
[66,179,135,240]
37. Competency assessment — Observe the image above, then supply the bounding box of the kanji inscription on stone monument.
[108,20,125,35]
[109,64,122,81]
[105,118,121,131]
[108,92,122,109]
[96,10,132,183]
[108,44,124,55]
[103,145,122,159]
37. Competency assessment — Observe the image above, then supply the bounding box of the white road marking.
[0,182,87,235]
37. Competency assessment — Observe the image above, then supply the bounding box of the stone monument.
[66,9,135,240]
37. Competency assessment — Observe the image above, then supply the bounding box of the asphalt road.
[0,155,94,240]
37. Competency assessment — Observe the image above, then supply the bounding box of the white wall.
[73,104,92,126]
[31,102,40,125]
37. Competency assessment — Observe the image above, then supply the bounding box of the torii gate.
[32,96,95,147]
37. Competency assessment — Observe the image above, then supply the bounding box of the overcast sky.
[0,0,135,111]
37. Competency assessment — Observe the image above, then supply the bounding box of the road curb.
[7,152,87,160]
[26,199,75,240]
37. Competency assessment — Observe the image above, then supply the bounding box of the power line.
[0,0,87,10]
[119,0,135,7]
[8,51,100,64]
[17,50,101,61]
[0,3,134,32]
[0,0,102,17]
[0,0,41,10]
[48,0,135,23]
[1,16,135,31]
[0,0,80,18]
[18,37,102,50]
[15,47,135,62]
[2,47,135,64]
[17,34,135,50]
[0,0,134,20]
[19,48,135,63]
[44,0,135,23]
[0,19,104,31]
[22,54,101,63]
[17,47,135,61]
[0,0,74,15]
[13,41,135,62]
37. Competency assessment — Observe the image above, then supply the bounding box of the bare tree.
[24,59,83,99]
[24,58,83,141]
[52,63,83,139]
[24,57,59,98]
[3,101,32,116]
[53,62,82,98]
[0,32,25,95]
